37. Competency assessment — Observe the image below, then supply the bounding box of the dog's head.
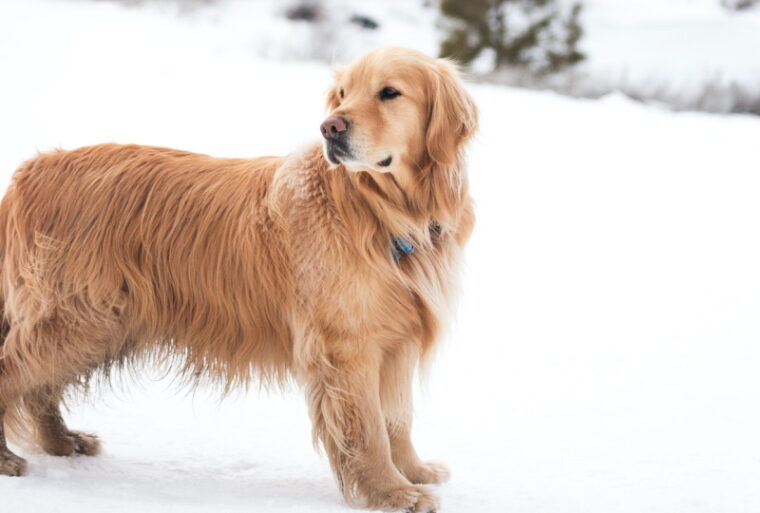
[320,47,478,182]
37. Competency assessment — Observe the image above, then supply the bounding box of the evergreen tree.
[440,0,585,74]
[720,0,759,11]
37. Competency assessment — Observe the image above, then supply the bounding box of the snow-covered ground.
[1,1,760,512]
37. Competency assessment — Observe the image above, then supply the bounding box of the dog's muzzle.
[320,116,354,164]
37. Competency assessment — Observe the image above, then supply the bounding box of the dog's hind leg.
[0,404,27,476]
[0,302,125,463]
[24,385,100,457]
[0,314,28,476]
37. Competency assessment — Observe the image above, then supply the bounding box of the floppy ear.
[425,60,479,166]
[325,66,344,111]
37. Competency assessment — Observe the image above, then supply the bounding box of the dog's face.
[321,47,478,181]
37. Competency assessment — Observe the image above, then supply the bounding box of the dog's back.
[0,144,293,403]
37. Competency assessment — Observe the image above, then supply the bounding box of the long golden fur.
[0,47,477,512]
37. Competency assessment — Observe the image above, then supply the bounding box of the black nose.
[320,116,349,139]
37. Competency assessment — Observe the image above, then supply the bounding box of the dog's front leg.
[380,345,450,486]
[302,340,438,512]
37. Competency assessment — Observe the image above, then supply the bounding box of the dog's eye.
[339,88,344,99]
[378,87,401,101]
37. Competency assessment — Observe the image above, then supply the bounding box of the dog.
[0,46,477,512]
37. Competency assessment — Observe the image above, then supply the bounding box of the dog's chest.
[271,155,460,339]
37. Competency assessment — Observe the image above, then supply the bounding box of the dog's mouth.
[324,140,354,165]
[324,142,392,171]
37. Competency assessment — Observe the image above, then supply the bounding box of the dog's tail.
[0,195,13,430]
[0,196,17,442]
[0,193,9,376]
[0,195,28,447]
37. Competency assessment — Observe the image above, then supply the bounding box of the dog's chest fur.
[270,146,464,353]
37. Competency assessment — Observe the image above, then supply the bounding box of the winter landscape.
[1,0,759,512]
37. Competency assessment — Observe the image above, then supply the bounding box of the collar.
[392,237,415,261]
[391,221,442,262]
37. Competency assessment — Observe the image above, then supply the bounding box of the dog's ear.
[325,66,344,111]
[425,60,479,166]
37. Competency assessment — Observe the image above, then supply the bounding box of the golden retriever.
[0,46,477,512]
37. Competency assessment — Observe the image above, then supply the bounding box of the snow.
[1,0,760,512]
[580,0,760,89]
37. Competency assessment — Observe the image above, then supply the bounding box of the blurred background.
[228,0,760,115]
[12,0,757,113]
[1,1,759,513]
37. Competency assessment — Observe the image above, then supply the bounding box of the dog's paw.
[402,461,450,485]
[409,487,440,513]
[364,484,439,513]
[70,431,101,456]
[0,449,27,477]
[43,431,101,457]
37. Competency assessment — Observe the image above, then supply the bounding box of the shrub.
[721,0,759,11]
[439,0,585,74]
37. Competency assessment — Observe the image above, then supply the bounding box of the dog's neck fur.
[325,151,469,265]
[267,143,472,362]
